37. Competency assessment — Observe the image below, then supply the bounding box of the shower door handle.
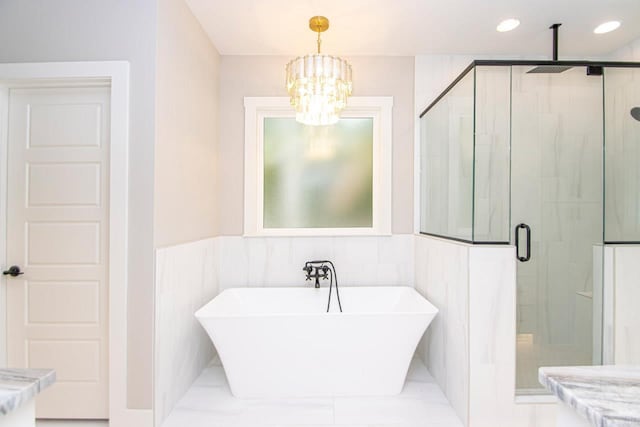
[515,223,531,262]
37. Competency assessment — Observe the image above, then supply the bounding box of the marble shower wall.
[473,66,511,242]
[154,238,218,426]
[468,246,555,427]
[602,245,640,364]
[414,235,556,427]
[604,67,640,242]
[215,234,414,289]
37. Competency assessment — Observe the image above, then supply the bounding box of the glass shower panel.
[511,66,604,392]
[473,66,511,242]
[420,71,474,241]
[604,67,640,242]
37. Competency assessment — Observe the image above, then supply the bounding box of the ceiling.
[185,0,640,58]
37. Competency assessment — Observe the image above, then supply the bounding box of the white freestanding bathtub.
[195,286,438,398]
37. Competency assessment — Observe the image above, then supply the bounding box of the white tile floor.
[163,357,464,427]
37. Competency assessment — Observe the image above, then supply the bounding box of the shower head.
[632,107,640,122]
[527,65,573,74]
[528,23,573,74]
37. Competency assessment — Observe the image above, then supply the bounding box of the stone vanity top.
[0,369,56,415]
[539,365,640,427]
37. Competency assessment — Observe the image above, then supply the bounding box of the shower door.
[511,66,604,393]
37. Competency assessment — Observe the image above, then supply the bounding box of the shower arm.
[550,23,561,61]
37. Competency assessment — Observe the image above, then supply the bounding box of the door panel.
[6,86,109,418]
[28,163,101,206]
[27,222,101,265]
[511,66,604,393]
[28,102,103,148]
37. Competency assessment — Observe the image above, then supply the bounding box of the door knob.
[2,266,24,277]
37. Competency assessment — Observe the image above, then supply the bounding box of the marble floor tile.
[162,357,463,427]
[333,398,461,425]
[405,358,436,383]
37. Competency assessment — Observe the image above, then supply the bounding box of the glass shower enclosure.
[419,60,640,393]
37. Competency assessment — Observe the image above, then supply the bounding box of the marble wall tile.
[215,234,414,290]
[473,66,511,243]
[414,235,559,427]
[612,246,640,364]
[466,245,558,427]
[604,68,640,242]
[154,238,218,426]
[469,246,515,427]
[414,234,469,426]
[602,246,615,364]
[592,246,604,364]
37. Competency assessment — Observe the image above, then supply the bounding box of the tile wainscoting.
[215,234,415,289]
[414,234,470,425]
[154,238,218,426]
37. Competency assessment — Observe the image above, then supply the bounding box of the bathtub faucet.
[302,260,343,312]
[302,262,329,288]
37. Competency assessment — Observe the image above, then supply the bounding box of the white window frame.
[244,96,393,237]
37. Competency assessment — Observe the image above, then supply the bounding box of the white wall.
[155,0,220,247]
[0,0,157,409]
[153,0,220,424]
[608,36,640,60]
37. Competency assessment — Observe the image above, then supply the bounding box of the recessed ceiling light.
[594,21,621,34]
[497,19,520,32]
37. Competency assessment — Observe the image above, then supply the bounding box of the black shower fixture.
[631,107,640,122]
[528,23,573,74]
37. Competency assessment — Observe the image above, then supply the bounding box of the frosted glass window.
[263,118,373,228]
[243,96,392,236]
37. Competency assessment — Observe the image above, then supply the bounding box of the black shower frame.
[418,59,640,245]
[420,59,640,118]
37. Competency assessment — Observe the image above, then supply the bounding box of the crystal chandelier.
[286,16,353,126]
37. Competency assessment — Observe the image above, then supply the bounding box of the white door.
[4,85,110,418]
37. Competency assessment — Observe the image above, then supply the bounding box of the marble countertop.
[0,369,56,415]
[539,365,640,427]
